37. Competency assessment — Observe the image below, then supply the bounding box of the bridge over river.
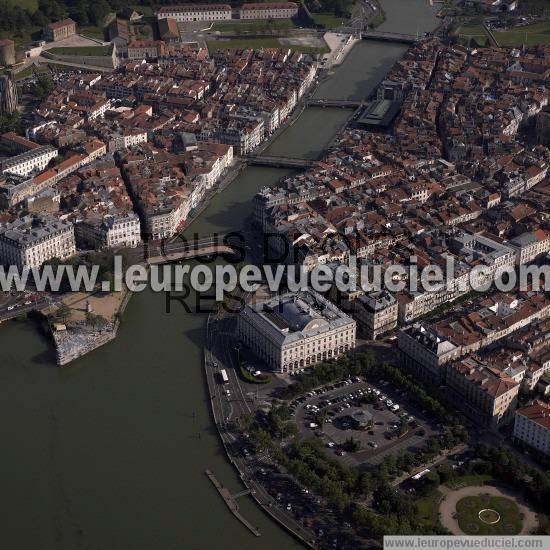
[125,234,239,265]
[362,30,418,44]
[245,155,314,169]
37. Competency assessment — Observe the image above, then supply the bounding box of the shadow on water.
[314,41,408,101]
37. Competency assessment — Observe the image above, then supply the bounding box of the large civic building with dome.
[237,289,356,374]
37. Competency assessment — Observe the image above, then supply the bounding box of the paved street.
[204,313,319,546]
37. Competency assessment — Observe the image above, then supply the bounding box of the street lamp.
[235,343,241,366]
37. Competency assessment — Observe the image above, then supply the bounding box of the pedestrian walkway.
[438,484,538,535]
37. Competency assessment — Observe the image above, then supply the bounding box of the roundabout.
[438,485,539,535]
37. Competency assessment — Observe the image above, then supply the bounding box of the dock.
[205,469,261,537]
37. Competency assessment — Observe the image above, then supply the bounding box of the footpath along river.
[0,3,439,549]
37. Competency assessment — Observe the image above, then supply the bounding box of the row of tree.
[469,444,550,519]
[0,0,144,34]
[357,352,466,427]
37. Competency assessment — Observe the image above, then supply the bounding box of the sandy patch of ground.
[42,34,106,51]
[279,35,326,48]
[60,291,126,323]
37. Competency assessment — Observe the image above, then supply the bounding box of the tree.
[343,436,360,452]
[418,471,440,496]
[31,74,54,101]
[239,412,254,431]
[282,421,298,439]
[0,112,21,134]
[250,428,273,453]
[316,409,327,427]
[54,303,71,324]
[85,312,108,330]
[437,463,455,484]
[88,0,110,26]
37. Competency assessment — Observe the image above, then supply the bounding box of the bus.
[219,369,229,384]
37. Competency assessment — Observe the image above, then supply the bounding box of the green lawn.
[416,490,443,528]
[212,19,297,33]
[494,21,550,47]
[446,474,493,490]
[78,26,106,40]
[453,23,488,47]
[47,45,112,57]
[207,38,328,54]
[14,64,50,80]
[456,495,523,535]
[310,12,348,29]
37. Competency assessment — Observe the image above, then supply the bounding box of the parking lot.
[290,377,436,466]
[256,461,356,548]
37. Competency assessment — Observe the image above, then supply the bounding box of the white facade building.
[508,230,550,265]
[76,213,141,250]
[146,197,191,240]
[1,145,58,177]
[514,401,550,456]
[0,214,76,269]
[239,2,299,20]
[156,4,232,22]
[108,130,148,153]
[238,290,356,373]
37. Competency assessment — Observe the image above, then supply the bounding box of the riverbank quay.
[320,33,359,68]
[204,310,318,548]
[51,287,133,366]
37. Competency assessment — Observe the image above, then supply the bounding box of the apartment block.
[355,291,398,340]
[0,214,76,269]
[76,213,141,249]
[514,401,550,456]
[1,145,58,177]
[447,356,519,429]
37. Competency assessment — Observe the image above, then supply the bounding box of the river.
[0,2,439,549]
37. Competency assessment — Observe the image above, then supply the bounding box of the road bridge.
[306,99,364,109]
[362,31,417,44]
[306,98,363,108]
[245,155,314,169]
[124,235,240,265]
[0,298,53,322]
